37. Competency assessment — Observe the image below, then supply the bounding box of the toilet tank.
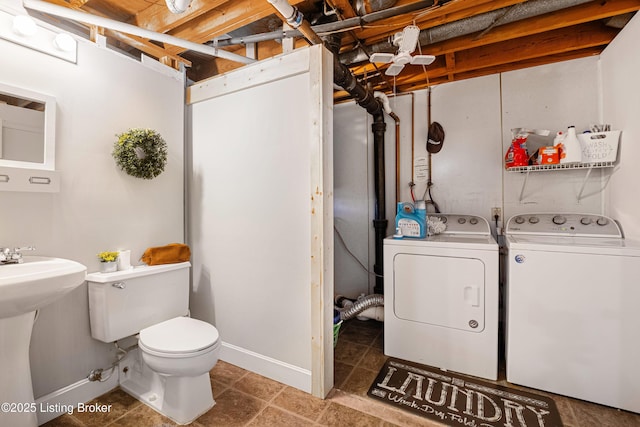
[87,262,190,343]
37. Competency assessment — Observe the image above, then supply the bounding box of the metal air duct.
[339,0,594,65]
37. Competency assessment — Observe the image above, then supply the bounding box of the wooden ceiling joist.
[35,0,639,90]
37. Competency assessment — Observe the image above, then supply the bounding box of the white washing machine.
[505,213,640,413]
[384,214,499,380]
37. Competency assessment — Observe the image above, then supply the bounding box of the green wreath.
[112,128,167,179]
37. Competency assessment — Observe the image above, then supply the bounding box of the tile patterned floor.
[44,319,640,426]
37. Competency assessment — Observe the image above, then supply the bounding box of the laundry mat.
[368,359,563,427]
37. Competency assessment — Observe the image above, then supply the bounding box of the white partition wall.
[187,45,334,397]
[601,12,640,239]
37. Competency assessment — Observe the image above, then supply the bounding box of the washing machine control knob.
[552,215,567,225]
[529,216,539,224]
[581,217,593,225]
[458,217,466,224]
[514,216,525,224]
[469,217,478,225]
[597,217,609,226]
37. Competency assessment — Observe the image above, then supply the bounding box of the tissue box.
[577,131,620,163]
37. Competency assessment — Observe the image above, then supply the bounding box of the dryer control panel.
[506,213,622,238]
[429,214,491,235]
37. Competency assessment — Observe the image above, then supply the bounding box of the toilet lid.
[139,317,219,354]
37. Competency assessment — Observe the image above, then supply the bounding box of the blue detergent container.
[395,201,427,238]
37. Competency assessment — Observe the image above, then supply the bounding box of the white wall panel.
[601,13,640,239]
[333,60,614,295]
[501,57,603,219]
[188,45,333,395]
[333,102,370,298]
[0,34,185,399]
[333,76,503,299]
[422,76,503,220]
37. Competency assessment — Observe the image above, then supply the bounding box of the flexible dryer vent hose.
[339,294,384,321]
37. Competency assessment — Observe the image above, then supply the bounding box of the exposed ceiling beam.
[351,0,530,45]
[395,47,603,93]
[131,0,230,34]
[24,0,256,64]
[383,23,615,88]
[422,0,640,57]
[163,0,308,55]
[105,29,192,67]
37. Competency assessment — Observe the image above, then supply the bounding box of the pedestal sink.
[0,256,86,427]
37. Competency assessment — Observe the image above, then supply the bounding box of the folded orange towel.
[141,243,191,266]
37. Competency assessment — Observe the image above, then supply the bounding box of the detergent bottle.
[559,126,582,164]
[395,201,427,238]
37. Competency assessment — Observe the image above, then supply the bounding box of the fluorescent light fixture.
[12,15,37,37]
[53,32,75,52]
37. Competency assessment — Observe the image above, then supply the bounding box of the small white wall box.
[578,130,621,163]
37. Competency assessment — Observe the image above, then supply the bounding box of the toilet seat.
[139,316,219,356]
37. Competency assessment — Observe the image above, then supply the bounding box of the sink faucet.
[0,246,36,265]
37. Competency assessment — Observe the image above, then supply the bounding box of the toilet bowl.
[86,262,221,425]
[134,316,220,424]
[139,316,220,377]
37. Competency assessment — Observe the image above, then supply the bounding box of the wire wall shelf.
[505,161,616,173]
[506,161,617,202]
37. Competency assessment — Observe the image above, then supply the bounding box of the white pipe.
[266,0,303,29]
[22,0,256,65]
[374,91,393,115]
[356,306,384,321]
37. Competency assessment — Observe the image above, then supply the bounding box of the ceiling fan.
[369,25,435,76]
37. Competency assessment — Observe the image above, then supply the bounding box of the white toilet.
[86,261,220,425]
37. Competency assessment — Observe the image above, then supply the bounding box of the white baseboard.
[220,341,311,393]
[35,371,119,425]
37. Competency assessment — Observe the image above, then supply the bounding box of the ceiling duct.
[339,0,594,65]
[213,0,444,47]
[355,0,398,16]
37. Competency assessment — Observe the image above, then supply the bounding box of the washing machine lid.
[384,234,497,251]
[139,316,219,354]
[506,235,640,256]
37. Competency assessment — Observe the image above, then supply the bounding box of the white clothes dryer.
[505,213,640,413]
[384,214,499,380]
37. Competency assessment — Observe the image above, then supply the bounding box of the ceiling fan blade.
[399,25,420,54]
[385,63,405,76]
[369,52,395,64]
[411,55,436,66]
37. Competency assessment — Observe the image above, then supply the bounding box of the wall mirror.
[0,82,56,171]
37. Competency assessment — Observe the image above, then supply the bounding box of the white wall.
[601,13,640,239]
[333,103,369,297]
[501,56,603,218]
[421,76,503,218]
[0,24,185,399]
[334,78,503,297]
[188,45,334,396]
[333,59,605,296]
